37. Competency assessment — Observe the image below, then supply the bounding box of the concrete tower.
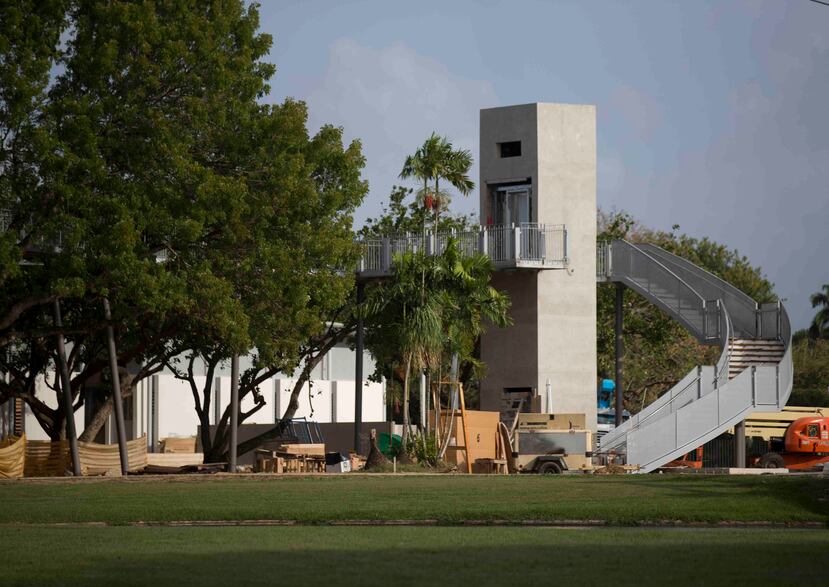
[478,103,597,431]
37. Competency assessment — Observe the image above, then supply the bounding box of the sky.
[259,0,829,331]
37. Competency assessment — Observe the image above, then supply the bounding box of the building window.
[498,141,521,158]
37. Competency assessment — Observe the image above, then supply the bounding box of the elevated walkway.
[597,240,793,472]
[357,223,567,278]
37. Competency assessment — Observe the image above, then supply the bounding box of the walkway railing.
[357,223,568,276]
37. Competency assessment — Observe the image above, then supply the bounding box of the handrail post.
[479,227,488,257]
[512,224,520,262]
[562,226,568,264]
[776,300,782,341]
[754,304,763,338]
[381,237,391,272]
[607,241,613,277]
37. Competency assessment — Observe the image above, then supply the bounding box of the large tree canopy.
[0,1,367,444]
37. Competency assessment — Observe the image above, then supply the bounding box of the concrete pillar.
[479,103,597,431]
[734,420,746,468]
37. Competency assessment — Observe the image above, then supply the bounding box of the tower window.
[498,141,522,158]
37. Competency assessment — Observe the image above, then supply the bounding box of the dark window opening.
[498,141,521,158]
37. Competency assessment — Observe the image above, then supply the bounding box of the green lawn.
[1,474,827,525]
[1,525,827,586]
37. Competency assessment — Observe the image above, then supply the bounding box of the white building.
[22,341,385,443]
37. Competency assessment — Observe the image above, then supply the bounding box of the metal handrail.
[356,224,568,274]
[713,301,732,389]
[610,240,713,340]
[636,244,766,339]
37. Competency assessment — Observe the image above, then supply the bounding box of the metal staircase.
[597,240,793,472]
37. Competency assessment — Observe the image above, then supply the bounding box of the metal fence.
[357,224,568,275]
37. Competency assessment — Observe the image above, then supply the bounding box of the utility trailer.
[509,413,593,474]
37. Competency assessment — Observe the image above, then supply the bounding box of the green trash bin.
[378,432,402,457]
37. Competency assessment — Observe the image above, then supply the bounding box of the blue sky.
[260,0,828,330]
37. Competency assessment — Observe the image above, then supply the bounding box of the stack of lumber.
[78,436,148,476]
[147,452,204,467]
[160,437,196,453]
[0,434,25,478]
[255,444,326,473]
[25,439,70,477]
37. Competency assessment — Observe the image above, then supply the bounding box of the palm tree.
[364,251,444,451]
[400,133,474,234]
[810,284,829,339]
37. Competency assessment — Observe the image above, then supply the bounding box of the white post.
[545,378,552,413]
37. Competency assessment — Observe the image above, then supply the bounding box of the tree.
[789,337,829,406]
[363,238,510,455]
[809,284,829,340]
[365,251,444,449]
[0,1,368,452]
[400,133,474,232]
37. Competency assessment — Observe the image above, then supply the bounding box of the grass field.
[1,526,828,586]
[0,474,827,525]
[1,475,828,585]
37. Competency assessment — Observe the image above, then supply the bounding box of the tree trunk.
[363,428,390,470]
[399,354,413,463]
[233,334,342,458]
[79,373,134,442]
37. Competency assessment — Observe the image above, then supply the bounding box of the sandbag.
[0,434,26,479]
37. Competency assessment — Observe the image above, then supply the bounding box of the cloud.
[304,38,499,224]
[609,83,664,140]
[607,8,829,330]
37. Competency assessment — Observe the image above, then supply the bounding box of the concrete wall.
[479,103,597,430]
[22,375,85,441]
[133,374,385,441]
[535,104,597,427]
[480,271,538,411]
[479,103,538,224]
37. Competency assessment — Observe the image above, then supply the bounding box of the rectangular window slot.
[498,141,522,158]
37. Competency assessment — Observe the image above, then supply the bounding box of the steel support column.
[354,282,365,453]
[54,300,81,476]
[151,375,159,453]
[229,354,239,472]
[103,298,129,475]
[734,420,746,468]
[614,283,625,427]
[419,371,427,431]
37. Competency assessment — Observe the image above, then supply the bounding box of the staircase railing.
[599,240,793,472]
[599,241,732,452]
[636,244,782,340]
[607,240,715,342]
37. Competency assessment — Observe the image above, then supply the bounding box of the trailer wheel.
[538,461,563,475]
[758,453,785,469]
